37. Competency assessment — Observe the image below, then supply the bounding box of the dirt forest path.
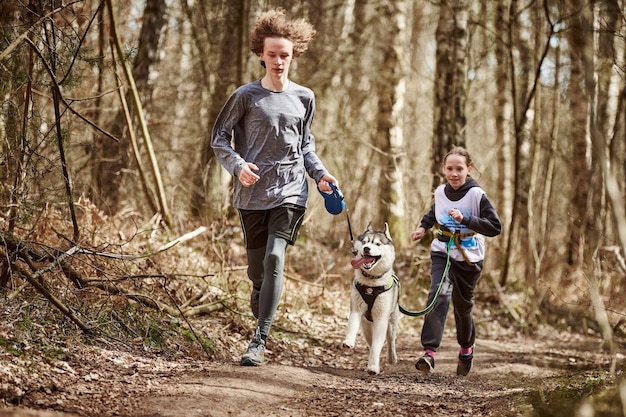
[1,332,607,417]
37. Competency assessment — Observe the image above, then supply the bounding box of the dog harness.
[355,275,398,322]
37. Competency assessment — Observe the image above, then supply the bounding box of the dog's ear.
[366,222,372,232]
[384,222,392,241]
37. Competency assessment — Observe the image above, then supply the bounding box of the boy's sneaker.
[457,351,473,376]
[415,353,435,373]
[250,288,260,319]
[241,334,266,366]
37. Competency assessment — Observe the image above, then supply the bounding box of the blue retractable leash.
[318,182,346,215]
[318,182,355,253]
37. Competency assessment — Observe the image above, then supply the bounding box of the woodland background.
[1,0,626,414]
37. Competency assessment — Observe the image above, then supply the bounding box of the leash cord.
[346,208,356,255]
[398,236,453,317]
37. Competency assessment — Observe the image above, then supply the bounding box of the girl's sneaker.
[457,350,473,376]
[415,353,435,373]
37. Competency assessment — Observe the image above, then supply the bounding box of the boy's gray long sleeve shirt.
[211,80,328,210]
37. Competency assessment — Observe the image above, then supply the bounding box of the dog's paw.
[367,366,380,375]
[342,340,354,349]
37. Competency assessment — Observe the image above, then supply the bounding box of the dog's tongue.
[351,256,373,269]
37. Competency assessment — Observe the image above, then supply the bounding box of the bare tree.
[596,0,623,245]
[565,0,593,267]
[431,0,469,188]
[587,0,625,369]
[499,1,550,286]
[494,1,513,237]
[106,0,173,227]
[0,3,29,234]
[91,0,167,215]
[189,0,246,219]
[372,0,409,243]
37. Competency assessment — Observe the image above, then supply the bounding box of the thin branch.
[24,37,121,142]
[58,1,106,86]
[0,4,68,63]
[65,226,208,260]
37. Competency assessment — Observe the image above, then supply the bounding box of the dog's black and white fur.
[343,223,399,374]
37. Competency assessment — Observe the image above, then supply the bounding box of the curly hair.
[249,9,316,58]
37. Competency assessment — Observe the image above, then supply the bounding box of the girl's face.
[444,154,472,190]
[260,37,294,79]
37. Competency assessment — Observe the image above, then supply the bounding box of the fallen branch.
[0,226,211,332]
[182,297,232,317]
[66,226,208,260]
[5,250,90,333]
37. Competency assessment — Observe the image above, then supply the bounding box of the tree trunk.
[566,0,593,268]
[374,0,408,244]
[431,0,469,188]
[596,0,621,242]
[607,5,626,213]
[92,0,167,214]
[190,0,245,219]
[1,5,29,234]
[500,0,535,286]
[541,35,562,276]
[494,1,513,247]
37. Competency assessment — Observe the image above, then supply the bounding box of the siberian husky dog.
[343,223,399,374]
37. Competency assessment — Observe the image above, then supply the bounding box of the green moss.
[0,337,21,357]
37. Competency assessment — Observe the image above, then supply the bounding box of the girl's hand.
[411,227,426,241]
[448,208,463,223]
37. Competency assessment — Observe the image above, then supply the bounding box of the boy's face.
[260,37,294,79]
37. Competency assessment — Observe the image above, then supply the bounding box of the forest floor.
[0,305,620,417]
[0,213,623,416]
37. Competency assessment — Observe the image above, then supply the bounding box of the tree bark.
[374,0,409,244]
[494,1,513,243]
[431,0,469,188]
[190,0,245,219]
[566,0,593,267]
